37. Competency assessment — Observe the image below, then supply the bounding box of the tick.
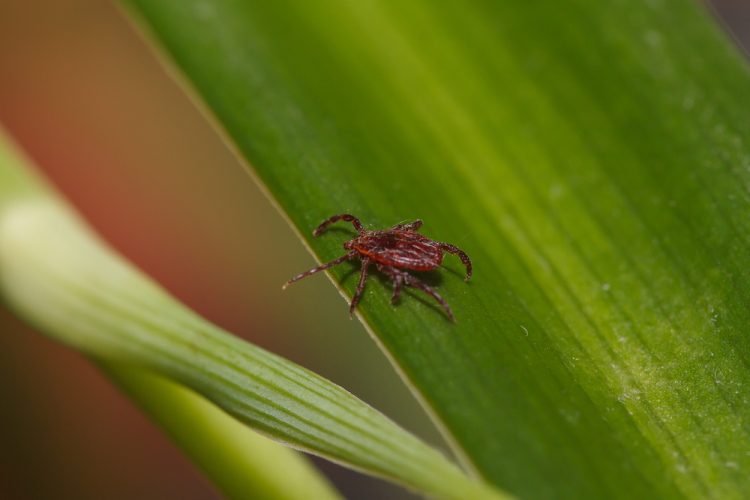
[283,213,472,321]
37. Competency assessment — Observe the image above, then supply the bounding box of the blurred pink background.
[0,1,746,498]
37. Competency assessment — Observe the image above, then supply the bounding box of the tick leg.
[439,243,472,281]
[391,219,423,232]
[283,251,356,289]
[380,266,455,321]
[390,274,404,304]
[349,257,371,316]
[405,274,455,322]
[313,214,364,236]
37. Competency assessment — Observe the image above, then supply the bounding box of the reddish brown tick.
[283,214,472,321]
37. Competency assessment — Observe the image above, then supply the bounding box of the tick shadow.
[374,269,451,320]
[338,263,360,283]
[441,263,469,282]
[337,262,453,321]
[338,262,443,285]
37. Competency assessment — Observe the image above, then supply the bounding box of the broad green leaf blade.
[124,0,750,497]
[0,132,505,500]
[104,364,342,500]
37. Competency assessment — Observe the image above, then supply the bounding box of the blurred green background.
[0,1,746,498]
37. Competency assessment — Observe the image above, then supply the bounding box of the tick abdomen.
[354,231,443,271]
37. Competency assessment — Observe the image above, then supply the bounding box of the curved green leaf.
[104,364,342,500]
[123,0,750,497]
[0,132,505,500]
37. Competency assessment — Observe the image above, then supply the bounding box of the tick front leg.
[439,243,472,281]
[349,257,371,316]
[313,214,364,236]
[283,251,356,289]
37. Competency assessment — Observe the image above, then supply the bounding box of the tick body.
[283,214,472,321]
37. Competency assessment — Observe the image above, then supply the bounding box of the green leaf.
[103,364,342,500]
[123,0,750,497]
[0,132,506,500]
